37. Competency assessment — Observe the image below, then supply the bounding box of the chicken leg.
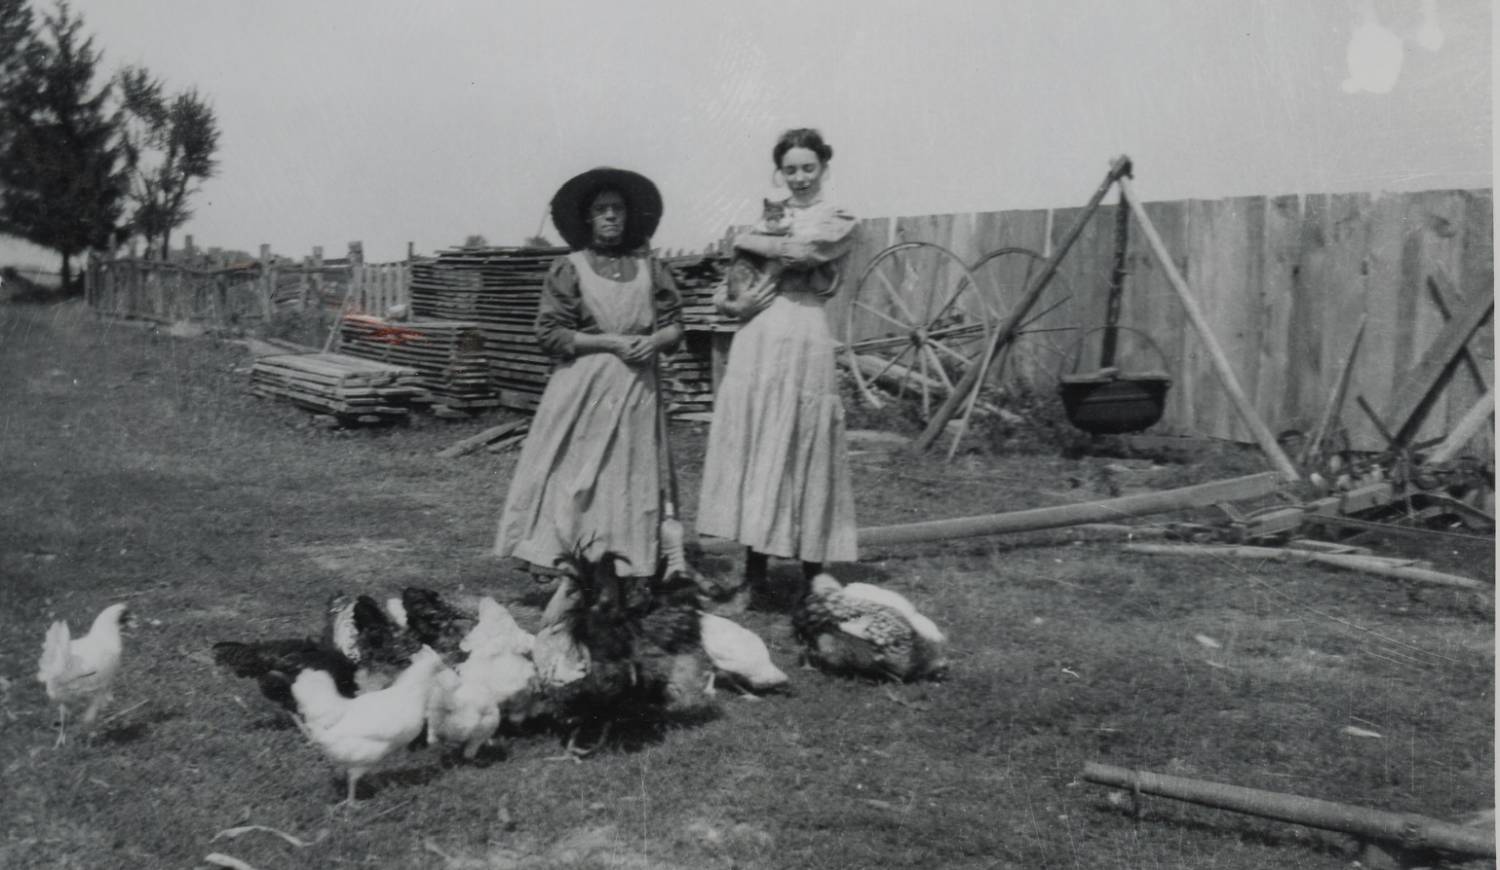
[544,721,612,763]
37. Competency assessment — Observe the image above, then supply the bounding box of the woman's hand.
[618,335,658,365]
[731,276,778,321]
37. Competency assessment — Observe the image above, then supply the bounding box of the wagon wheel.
[843,242,998,424]
[929,247,1076,458]
[966,246,1076,393]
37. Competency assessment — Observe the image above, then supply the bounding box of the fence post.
[348,240,364,315]
[259,243,272,322]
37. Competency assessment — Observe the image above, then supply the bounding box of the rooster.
[793,575,948,682]
[36,603,135,747]
[425,597,538,760]
[291,645,445,806]
[530,546,712,760]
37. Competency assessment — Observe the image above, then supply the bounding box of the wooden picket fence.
[86,241,412,333]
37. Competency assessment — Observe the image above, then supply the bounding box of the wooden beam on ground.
[1081,763,1495,860]
[1119,178,1302,483]
[436,419,528,458]
[696,472,1280,555]
[1382,278,1492,445]
[1123,542,1487,590]
[1425,389,1495,465]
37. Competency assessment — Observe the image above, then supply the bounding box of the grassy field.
[0,300,1492,870]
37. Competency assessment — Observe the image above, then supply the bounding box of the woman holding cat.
[494,167,682,586]
[698,128,861,611]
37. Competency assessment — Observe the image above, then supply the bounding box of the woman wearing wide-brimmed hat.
[493,167,682,582]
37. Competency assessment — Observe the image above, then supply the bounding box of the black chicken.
[211,638,359,713]
[530,546,712,760]
[398,586,478,664]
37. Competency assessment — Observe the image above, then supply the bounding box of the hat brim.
[550,167,663,251]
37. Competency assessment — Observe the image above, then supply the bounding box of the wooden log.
[1122,543,1487,590]
[436,419,529,459]
[1120,178,1302,483]
[697,471,1280,554]
[1081,763,1495,859]
[1425,389,1494,465]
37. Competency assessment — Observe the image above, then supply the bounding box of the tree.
[523,234,553,248]
[0,0,38,189]
[0,1,128,287]
[462,234,488,248]
[116,63,219,259]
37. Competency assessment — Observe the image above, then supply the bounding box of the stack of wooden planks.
[337,314,498,413]
[409,247,567,412]
[667,254,733,333]
[251,352,423,420]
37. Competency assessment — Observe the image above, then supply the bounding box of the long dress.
[493,250,679,578]
[696,198,860,563]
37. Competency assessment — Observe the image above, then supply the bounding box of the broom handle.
[648,263,681,517]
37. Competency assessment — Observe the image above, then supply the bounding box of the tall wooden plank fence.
[830,188,1492,454]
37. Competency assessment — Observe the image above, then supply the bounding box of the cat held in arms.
[723,198,790,308]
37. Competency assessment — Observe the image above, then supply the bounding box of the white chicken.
[699,613,788,696]
[36,602,134,747]
[426,598,538,760]
[291,644,445,806]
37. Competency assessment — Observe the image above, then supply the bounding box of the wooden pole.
[1123,543,1487,590]
[914,156,1135,452]
[1118,178,1301,483]
[696,472,1280,555]
[1425,389,1494,465]
[1082,763,1495,859]
[1382,280,1493,445]
[1301,313,1366,466]
[1427,271,1489,391]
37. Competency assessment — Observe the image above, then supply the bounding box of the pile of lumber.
[251,352,422,420]
[409,247,566,412]
[337,314,497,412]
[661,253,731,416]
[666,253,734,332]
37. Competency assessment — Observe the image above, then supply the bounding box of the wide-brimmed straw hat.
[549,167,663,251]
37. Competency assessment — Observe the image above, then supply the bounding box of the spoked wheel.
[842,242,998,421]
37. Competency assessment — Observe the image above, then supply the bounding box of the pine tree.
[0,1,128,287]
[117,64,219,260]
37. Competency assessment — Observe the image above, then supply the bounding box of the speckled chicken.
[793,574,947,682]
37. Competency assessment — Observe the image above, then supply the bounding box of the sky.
[0,0,1492,266]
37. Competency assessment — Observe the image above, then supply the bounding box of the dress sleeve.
[651,258,685,353]
[535,256,592,361]
[779,208,860,269]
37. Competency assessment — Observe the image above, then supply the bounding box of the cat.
[723,198,791,310]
